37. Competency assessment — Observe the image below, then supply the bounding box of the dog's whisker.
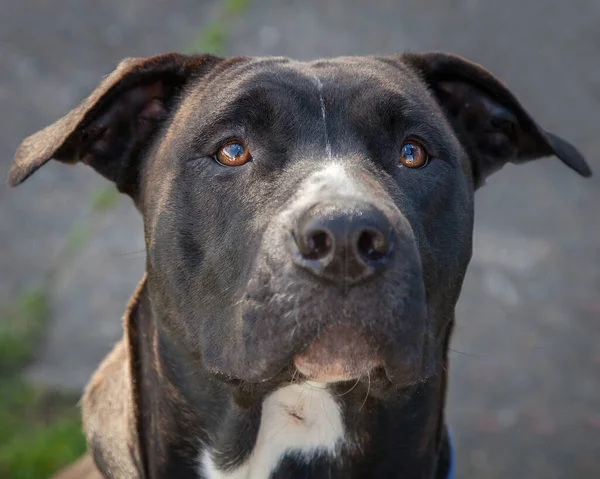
[293,385,306,411]
[294,296,301,330]
[290,367,300,385]
[335,376,361,397]
[447,347,485,358]
[299,381,326,392]
[113,249,147,257]
[265,413,292,442]
[357,372,370,414]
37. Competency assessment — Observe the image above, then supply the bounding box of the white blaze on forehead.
[200,382,344,479]
[314,76,333,161]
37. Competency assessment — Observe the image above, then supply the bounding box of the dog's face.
[8,53,590,389]
[143,57,474,387]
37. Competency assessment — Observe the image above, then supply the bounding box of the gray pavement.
[1,1,599,477]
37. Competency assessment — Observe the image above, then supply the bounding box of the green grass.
[0,379,85,479]
[188,22,228,54]
[186,0,250,54]
[89,185,119,213]
[0,290,86,478]
[224,0,248,15]
[0,288,49,373]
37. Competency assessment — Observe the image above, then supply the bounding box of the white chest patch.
[200,382,344,479]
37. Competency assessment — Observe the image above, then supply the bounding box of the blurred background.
[1,0,598,477]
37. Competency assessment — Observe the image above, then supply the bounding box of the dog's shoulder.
[81,276,148,478]
[50,454,102,479]
[81,337,142,477]
[82,336,130,429]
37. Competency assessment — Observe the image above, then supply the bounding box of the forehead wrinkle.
[214,89,277,123]
[169,58,290,134]
[173,92,274,154]
[188,76,322,152]
[349,85,456,160]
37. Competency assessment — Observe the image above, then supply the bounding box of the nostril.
[295,229,333,260]
[305,230,333,260]
[357,229,390,262]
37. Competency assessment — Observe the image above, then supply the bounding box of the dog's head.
[9,52,590,389]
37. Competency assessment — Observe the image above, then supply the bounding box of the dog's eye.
[216,141,251,166]
[399,140,428,168]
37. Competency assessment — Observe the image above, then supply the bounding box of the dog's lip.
[292,324,382,383]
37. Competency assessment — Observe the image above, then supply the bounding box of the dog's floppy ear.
[7,53,222,196]
[403,52,591,188]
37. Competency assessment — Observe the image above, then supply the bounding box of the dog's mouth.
[292,324,383,383]
[203,230,432,387]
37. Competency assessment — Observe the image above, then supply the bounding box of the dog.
[8,51,591,479]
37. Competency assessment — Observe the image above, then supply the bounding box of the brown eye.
[216,141,251,166]
[399,140,428,168]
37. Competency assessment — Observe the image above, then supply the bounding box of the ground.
[1,0,599,477]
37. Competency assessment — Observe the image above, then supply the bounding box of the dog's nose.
[291,203,394,284]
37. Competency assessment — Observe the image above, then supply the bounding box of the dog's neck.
[126,280,452,479]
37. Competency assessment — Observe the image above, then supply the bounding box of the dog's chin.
[292,324,383,383]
